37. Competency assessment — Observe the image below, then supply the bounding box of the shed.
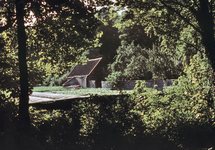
[63,57,106,88]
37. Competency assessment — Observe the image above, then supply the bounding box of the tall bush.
[0,91,19,150]
[43,71,69,86]
[106,43,183,88]
[129,53,215,148]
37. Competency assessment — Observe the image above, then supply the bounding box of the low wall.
[101,81,113,89]
[102,79,177,90]
[88,80,96,88]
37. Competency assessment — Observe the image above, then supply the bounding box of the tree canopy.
[0,0,100,131]
[111,0,215,68]
[106,43,183,88]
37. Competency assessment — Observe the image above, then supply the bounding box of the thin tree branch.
[166,0,197,15]
[193,0,200,9]
[160,0,202,34]
[0,2,15,33]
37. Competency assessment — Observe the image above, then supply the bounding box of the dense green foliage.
[84,21,121,65]
[98,22,121,64]
[94,9,158,65]
[1,51,215,149]
[106,43,183,88]
[0,36,20,97]
[118,24,157,49]
[0,94,182,150]
[0,0,101,87]
[0,0,101,127]
[2,83,214,150]
[1,1,215,149]
[42,71,69,86]
[84,10,121,65]
[112,0,215,71]
[0,93,20,150]
[129,52,215,147]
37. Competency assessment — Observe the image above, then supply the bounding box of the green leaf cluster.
[42,71,70,86]
[0,0,101,97]
[110,0,208,66]
[106,43,183,88]
[129,52,215,143]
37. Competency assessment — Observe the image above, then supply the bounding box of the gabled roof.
[68,57,102,78]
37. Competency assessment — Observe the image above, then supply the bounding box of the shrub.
[129,53,215,148]
[29,95,136,150]
[106,43,183,88]
[43,71,69,86]
[43,76,52,86]
[0,90,19,150]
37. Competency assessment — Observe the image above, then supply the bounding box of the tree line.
[1,0,215,144]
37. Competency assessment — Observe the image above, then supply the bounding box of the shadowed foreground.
[0,95,214,150]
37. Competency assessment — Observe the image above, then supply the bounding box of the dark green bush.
[29,94,184,150]
[29,95,134,150]
[3,51,214,150]
[129,53,215,148]
[0,91,19,150]
[106,43,183,88]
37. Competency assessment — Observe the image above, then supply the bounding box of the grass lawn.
[33,86,131,96]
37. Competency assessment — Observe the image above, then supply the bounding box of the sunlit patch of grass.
[33,86,65,92]
[33,86,131,96]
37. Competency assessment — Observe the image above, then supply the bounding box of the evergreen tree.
[119,24,158,49]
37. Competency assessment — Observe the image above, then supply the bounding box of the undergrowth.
[1,53,215,150]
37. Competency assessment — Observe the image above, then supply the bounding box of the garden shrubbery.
[106,43,183,88]
[28,94,180,150]
[129,53,215,148]
[43,71,69,86]
[1,53,215,150]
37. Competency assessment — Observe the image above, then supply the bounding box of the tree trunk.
[198,0,215,71]
[16,1,30,132]
[197,1,215,147]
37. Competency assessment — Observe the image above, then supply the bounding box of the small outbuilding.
[63,57,106,88]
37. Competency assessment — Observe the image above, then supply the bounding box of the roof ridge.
[88,57,102,61]
[66,57,103,78]
[87,57,102,76]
